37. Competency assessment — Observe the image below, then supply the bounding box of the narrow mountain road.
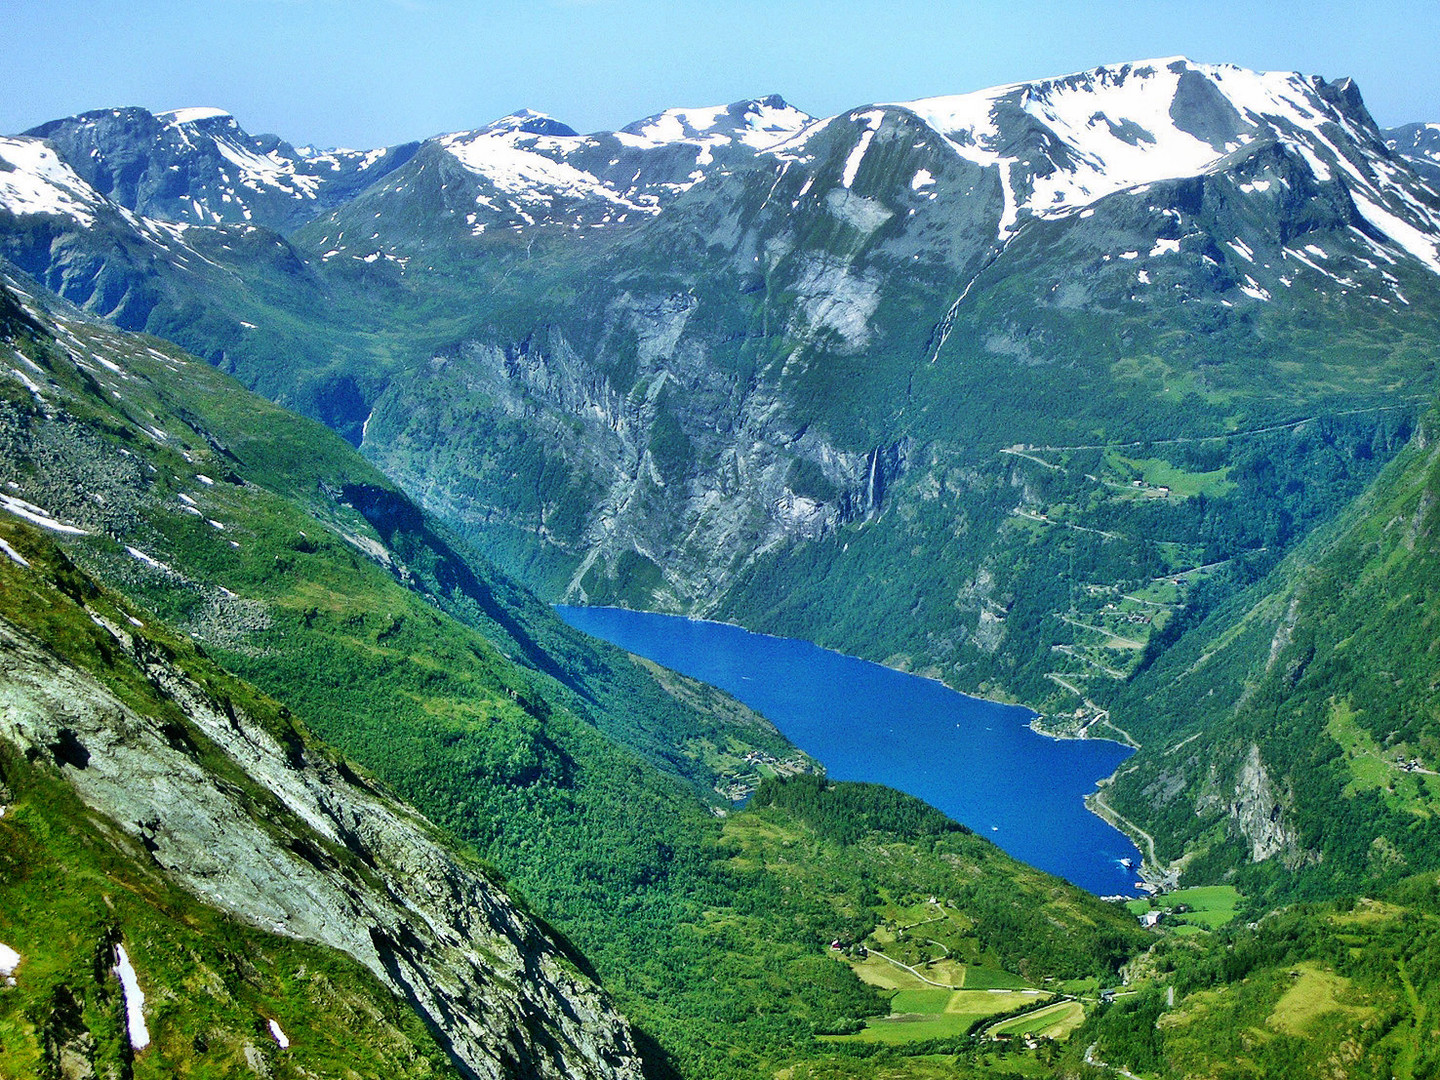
[1045,672,1088,698]
[1021,401,1424,454]
[1151,554,1255,582]
[864,949,958,990]
[1122,593,1179,609]
[1051,644,1128,679]
[1012,507,1122,539]
[896,911,948,932]
[1059,615,1144,649]
[999,447,1063,471]
[1095,715,1140,748]
[1088,790,1166,883]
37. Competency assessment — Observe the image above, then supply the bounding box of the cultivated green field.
[988,1000,1086,1040]
[961,966,1035,990]
[1105,452,1237,499]
[1129,885,1242,930]
[833,952,1060,1047]
[1327,697,1440,815]
[827,988,1052,1044]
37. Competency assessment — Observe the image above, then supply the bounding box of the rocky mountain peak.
[20,103,415,231]
[478,109,581,138]
[617,94,814,150]
[1386,120,1440,184]
[156,105,237,127]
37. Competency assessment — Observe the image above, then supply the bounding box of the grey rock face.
[1193,743,1307,868]
[1228,743,1296,863]
[356,59,1440,628]
[0,616,649,1080]
[364,312,899,613]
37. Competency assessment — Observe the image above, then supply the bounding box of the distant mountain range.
[1386,121,1440,184]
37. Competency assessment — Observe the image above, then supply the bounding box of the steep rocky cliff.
[348,59,1440,721]
[0,521,651,1080]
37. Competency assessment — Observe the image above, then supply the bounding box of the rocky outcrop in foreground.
[0,610,648,1080]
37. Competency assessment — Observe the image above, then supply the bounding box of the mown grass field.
[834,947,1062,1045]
[988,1000,1086,1040]
[1129,885,1242,930]
[826,988,1049,1045]
[1105,452,1237,499]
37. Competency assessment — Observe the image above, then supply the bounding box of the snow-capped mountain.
[435,94,813,219]
[0,129,243,329]
[762,58,1440,279]
[1386,122,1440,185]
[5,58,1440,396]
[298,96,813,257]
[341,58,1440,637]
[23,106,418,232]
[0,136,114,228]
[616,94,817,154]
[297,59,1440,289]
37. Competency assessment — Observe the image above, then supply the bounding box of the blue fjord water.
[556,605,1144,896]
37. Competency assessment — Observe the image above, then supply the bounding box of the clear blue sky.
[4,0,1438,147]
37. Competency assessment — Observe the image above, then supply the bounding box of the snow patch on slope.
[861,57,1440,277]
[0,539,30,569]
[441,129,645,210]
[0,137,107,226]
[113,945,150,1050]
[841,112,884,188]
[157,107,233,125]
[616,96,812,152]
[211,138,321,197]
[1351,190,1440,273]
[1,494,88,535]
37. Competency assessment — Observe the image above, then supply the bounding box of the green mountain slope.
[0,710,452,1080]
[0,275,1149,1080]
[1066,874,1440,1079]
[9,65,1440,745]
[1103,408,1440,901]
[0,523,645,1080]
[338,66,1440,734]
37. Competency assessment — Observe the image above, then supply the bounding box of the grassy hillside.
[1066,873,1440,1079]
[1104,408,1440,902]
